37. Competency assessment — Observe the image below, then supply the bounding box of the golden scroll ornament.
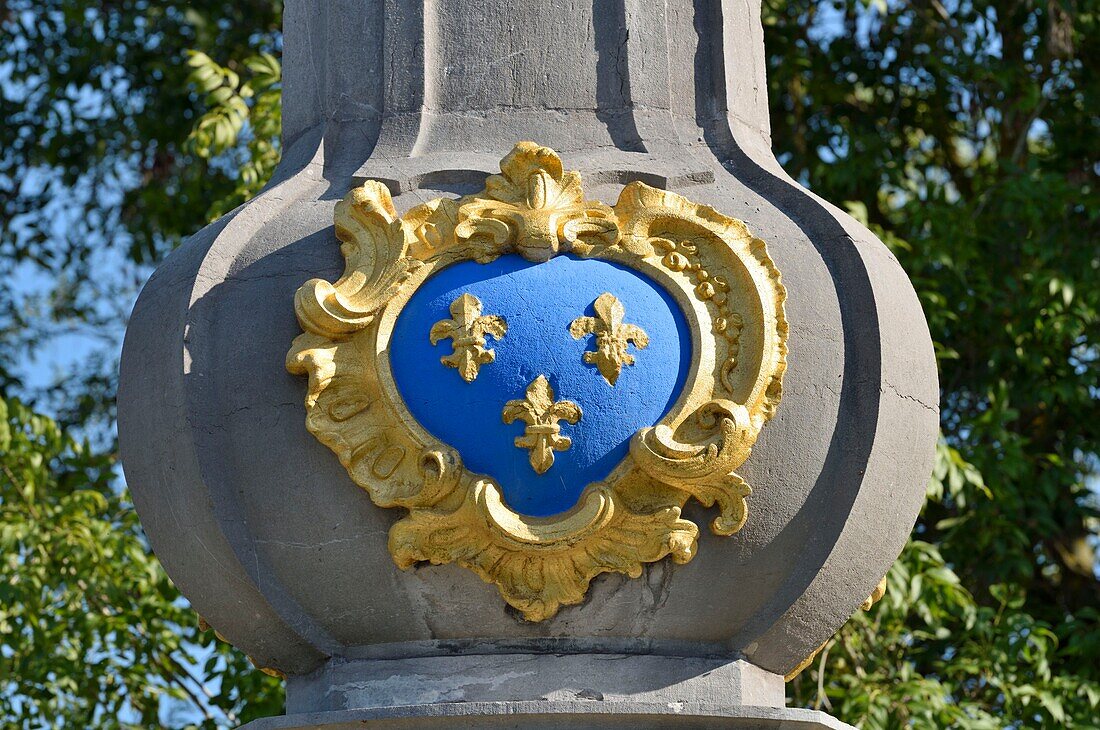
[286,142,787,621]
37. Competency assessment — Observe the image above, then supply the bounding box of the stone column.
[117,1,938,728]
[277,0,772,181]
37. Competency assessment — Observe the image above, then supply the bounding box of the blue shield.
[389,254,690,517]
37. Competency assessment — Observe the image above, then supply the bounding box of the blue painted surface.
[389,255,690,517]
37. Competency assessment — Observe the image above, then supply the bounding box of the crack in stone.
[882,380,938,413]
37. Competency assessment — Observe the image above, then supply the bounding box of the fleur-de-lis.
[429,293,507,382]
[502,376,582,474]
[569,292,649,385]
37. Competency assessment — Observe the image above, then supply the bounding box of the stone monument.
[118,1,938,727]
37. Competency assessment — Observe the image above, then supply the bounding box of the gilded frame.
[287,142,787,620]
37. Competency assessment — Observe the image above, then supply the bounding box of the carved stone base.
[242,702,852,729]
[239,654,854,729]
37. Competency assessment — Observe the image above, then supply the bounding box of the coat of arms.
[287,143,787,620]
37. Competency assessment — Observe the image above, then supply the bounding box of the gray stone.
[117,0,937,726]
[243,703,853,729]
[284,656,784,714]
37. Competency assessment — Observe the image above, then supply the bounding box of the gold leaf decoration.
[501,376,582,474]
[389,482,698,621]
[454,141,620,262]
[569,292,650,386]
[429,293,507,382]
[287,142,788,620]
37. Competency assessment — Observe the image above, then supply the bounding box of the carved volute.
[118,2,937,727]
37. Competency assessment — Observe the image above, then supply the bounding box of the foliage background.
[1,0,1097,727]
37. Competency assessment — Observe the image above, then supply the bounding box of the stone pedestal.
[118,1,936,728]
[248,704,850,729]
[244,654,847,729]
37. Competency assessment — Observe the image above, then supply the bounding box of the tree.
[0,398,282,727]
[1,2,285,727]
[766,1,1100,726]
[1,0,1097,727]
[0,0,282,422]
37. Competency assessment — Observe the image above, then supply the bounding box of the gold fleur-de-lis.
[429,293,507,382]
[502,376,582,474]
[569,292,649,385]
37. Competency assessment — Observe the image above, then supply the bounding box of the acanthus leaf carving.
[287,142,788,620]
[388,481,698,622]
[630,401,759,536]
[454,141,620,262]
[294,181,422,337]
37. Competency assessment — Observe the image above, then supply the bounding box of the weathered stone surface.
[243,703,853,730]
[285,655,784,714]
[118,0,937,726]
